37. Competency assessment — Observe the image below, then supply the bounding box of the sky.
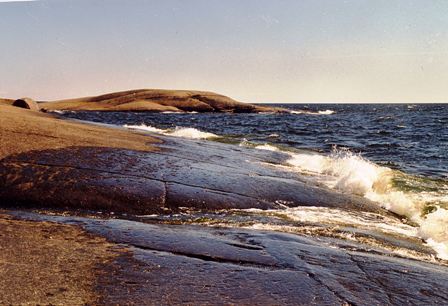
[1,0,448,103]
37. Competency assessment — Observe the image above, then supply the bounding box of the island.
[36,89,285,113]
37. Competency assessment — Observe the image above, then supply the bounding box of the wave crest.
[286,149,391,196]
[290,109,335,115]
[123,124,218,139]
[170,127,218,139]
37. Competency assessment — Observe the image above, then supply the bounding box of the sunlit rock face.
[38,89,285,113]
[13,98,40,111]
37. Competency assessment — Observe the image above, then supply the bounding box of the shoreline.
[1,102,448,303]
[0,103,385,214]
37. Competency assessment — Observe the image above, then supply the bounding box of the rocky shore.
[1,102,448,304]
[4,210,448,305]
[0,102,383,214]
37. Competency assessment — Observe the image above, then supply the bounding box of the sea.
[57,103,448,262]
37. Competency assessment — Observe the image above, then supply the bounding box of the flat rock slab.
[11,211,448,305]
[1,134,386,214]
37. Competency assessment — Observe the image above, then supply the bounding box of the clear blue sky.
[1,0,448,102]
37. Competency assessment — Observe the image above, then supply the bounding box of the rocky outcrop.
[0,104,383,214]
[0,142,384,214]
[38,89,284,113]
[12,98,40,111]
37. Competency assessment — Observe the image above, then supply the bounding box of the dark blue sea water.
[61,104,447,179]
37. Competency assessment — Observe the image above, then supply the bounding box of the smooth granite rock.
[12,98,40,111]
[11,211,448,305]
[0,135,387,215]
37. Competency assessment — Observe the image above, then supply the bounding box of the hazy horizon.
[2,0,448,103]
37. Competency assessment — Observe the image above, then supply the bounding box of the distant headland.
[1,89,285,113]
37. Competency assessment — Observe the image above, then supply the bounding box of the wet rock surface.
[11,211,448,305]
[0,134,385,214]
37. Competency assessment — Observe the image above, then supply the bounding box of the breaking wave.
[253,144,448,260]
[123,124,218,139]
[48,110,67,114]
[169,127,217,139]
[290,109,335,115]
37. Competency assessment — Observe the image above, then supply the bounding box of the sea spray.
[251,144,448,260]
[419,208,448,260]
[286,148,392,196]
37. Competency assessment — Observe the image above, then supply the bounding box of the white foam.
[272,206,417,237]
[318,110,335,115]
[282,147,448,260]
[169,127,218,139]
[255,144,280,152]
[124,124,165,133]
[224,207,433,262]
[290,109,335,115]
[286,149,391,196]
[123,124,218,139]
[48,110,66,114]
[365,191,421,221]
[419,208,448,260]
